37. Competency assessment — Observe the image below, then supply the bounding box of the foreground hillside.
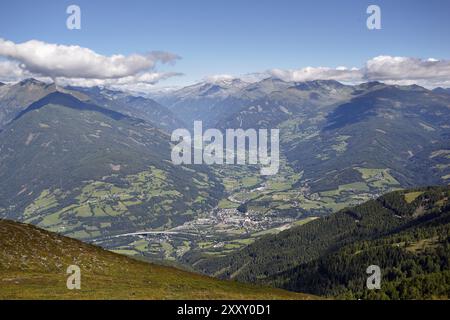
[0,219,314,300]
[188,186,450,299]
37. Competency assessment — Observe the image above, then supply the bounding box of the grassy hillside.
[0,219,315,300]
[187,186,450,299]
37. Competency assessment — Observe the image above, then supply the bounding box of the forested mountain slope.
[187,186,450,299]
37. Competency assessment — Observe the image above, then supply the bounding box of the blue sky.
[1,0,450,87]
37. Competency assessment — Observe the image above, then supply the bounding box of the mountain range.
[0,81,223,244]
[0,76,449,272]
[65,85,185,132]
[154,78,250,128]
[155,78,450,195]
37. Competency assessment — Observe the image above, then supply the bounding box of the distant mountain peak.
[203,77,247,87]
[432,87,450,95]
[18,78,46,86]
[310,79,345,86]
[291,79,346,91]
[171,78,249,100]
[200,78,248,91]
[64,85,129,101]
[400,83,428,91]
[261,76,287,83]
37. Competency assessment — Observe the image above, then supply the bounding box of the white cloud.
[203,73,270,85]
[0,38,181,86]
[269,66,362,83]
[364,56,450,86]
[266,56,450,88]
[203,74,235,83]
[0,60,32,81]
[57,72,182,87]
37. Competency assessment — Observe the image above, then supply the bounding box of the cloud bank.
[364,56,450,87]
[0,38,182,89]
[203,74,236,83]
[269,66,362,83]
[0,60,32,81]
[266,56,450,88]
